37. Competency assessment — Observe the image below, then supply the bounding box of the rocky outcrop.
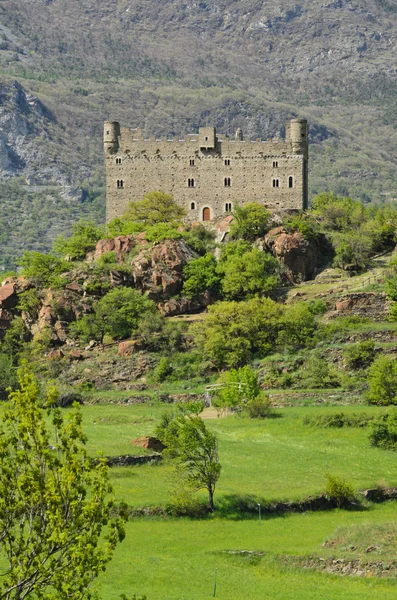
[263,227,328,284]
[93,233,148,262]
[131,239,198,299]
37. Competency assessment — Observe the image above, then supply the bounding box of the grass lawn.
[94,502,397,599]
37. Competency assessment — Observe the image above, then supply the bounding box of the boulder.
[131,239,198,299]
[0,283,18,310]
[130,436,165,453]
[263,227,321,284]
[118,339,146,357]
[93,235,137,261]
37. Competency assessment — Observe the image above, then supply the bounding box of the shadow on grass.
[213,492,368,521]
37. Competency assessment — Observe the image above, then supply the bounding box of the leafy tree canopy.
[122,191,186,226]
[0,365,125,599]
[229,202,271,241]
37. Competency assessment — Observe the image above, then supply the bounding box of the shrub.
[213,366,261,412]
[229,202,271,241]
[152,357,173,383]
[182,253,221,299]
[303,412,373,428]
[343,340,376,370]
[300,353,341,389]
[218,247,280,300]
[324,474,355,508]
[18,251,69,288]
[369,409,397,449]
[53,221,105,260]
[366,355,397,405]
[246,393,272,419]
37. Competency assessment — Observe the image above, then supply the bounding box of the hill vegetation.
[0,1,397,264]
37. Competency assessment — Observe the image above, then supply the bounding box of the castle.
[104,118,308,223]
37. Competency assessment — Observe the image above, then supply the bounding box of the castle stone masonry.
[104,119,308,223]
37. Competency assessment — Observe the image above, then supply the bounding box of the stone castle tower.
[104,118,308,223]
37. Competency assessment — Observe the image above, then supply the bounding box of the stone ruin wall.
[104,120,308,223]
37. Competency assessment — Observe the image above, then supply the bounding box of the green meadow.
[72,403,397,598]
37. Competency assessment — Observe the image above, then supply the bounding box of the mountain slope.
[0,0,396,266]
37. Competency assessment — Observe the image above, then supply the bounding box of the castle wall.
[105,120,308,223]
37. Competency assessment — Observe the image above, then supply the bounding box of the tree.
[71,288,157,343]
[53,221,105,260]
[229,202,271,241]
[213,366,260,413]
[159,414,221,512]
[182,253,221,300]
[218,247,280,300]
[18,252,69,288]
[367,355,397,405]
[122,191,186,225]
[0,365,125,599]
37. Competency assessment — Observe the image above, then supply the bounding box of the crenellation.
[104,118,309,222]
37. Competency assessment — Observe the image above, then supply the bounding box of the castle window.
[225,202,232,213]
[205,137,209,141]
[289,176,294,188]
[190,202,196,210]
[190,159,195,166]
[224,159,230,166]
[273,161,278,168]
[115,157,122,165]
[224,177,231,187]
[188,178,195,187]
[272,179,279,188]
[116,180,124,189]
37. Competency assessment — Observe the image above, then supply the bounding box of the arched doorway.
[202,207,211,221]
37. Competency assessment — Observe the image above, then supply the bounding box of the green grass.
[78,404,397,507]
[94,503,397,599]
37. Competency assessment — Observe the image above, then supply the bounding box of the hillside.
[0,0,397,265]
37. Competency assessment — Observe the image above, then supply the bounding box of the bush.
[324,474,355,508]
[303,412,373,428]
[53,221,105,260]
[122,190,186,225]
[369,409,397,449]
[18,251,69,288]
[300,353,341,389]
[213,366,261,412]
[229,202,271,241]
[246,394,272,418]
[182,253,221,300]
[343,340,376,370]
[366,355,397,405]
[152,357,173,383]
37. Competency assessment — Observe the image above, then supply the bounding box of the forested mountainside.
[0,0,396,266]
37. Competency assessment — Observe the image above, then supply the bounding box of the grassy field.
[94,503,397,599]
[78,404,397,509]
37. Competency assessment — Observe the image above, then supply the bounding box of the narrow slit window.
[224,177,231,187]
[289,176,294,188]
[225,202,232,212]
[116,157,122,165]
[188,178,195,187]
[190,159,195,166]
[272,179,279,188]
[224,159,230,166]
[190,202,196,210]
[273,161,278,168]
[116,180,124,188]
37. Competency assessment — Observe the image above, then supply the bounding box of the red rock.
[0,283,18,309]
[69,350,84,361]
[130,436,165,452]
[118,339,145,356]
[263,227,322,284]
[94,235,136,261]
[47,348,64,360]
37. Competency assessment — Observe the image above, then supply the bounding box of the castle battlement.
[104,119,308,223]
